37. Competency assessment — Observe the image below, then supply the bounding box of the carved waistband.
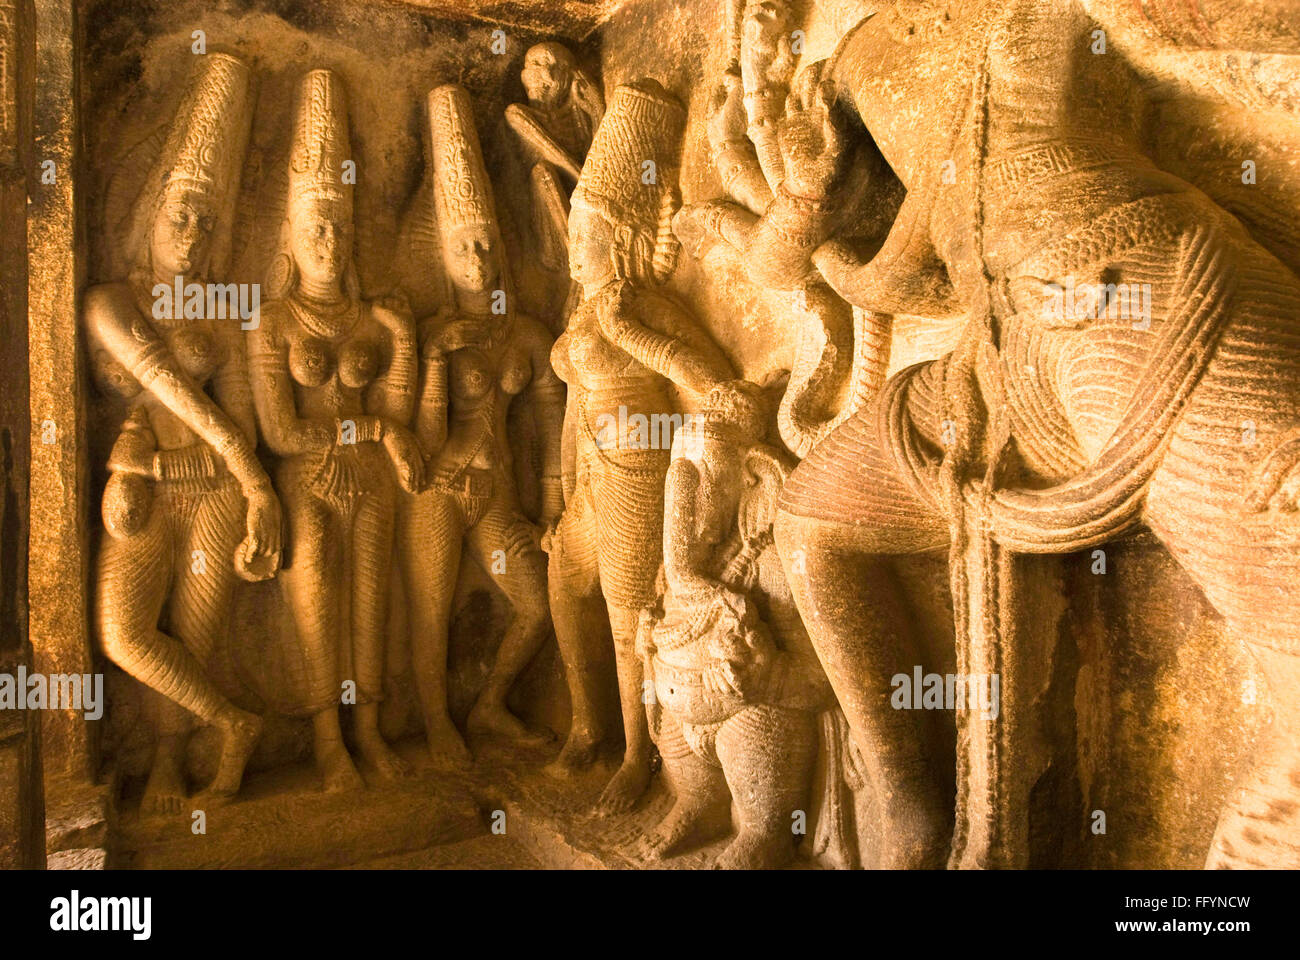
[985,140,1126,193]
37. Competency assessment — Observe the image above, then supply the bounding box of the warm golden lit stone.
[2,0,1298,875]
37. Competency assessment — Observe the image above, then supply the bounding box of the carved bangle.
[765,214,823,249]
[778,182,836,215]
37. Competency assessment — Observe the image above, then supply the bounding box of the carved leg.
[97,500,249,754]
[591,457,667,811]
[465,501,554,748]
[172,484,263,804]
[142,698,189,816]
[546,493,609,774]
[637,710,730,861]
[1205,645,1300,868]
[775,383,952,868]
[399,488,471,767]
[714,705,816,870]
[596,604,655,813]
[350,483,409,784]
[279,491,361,793]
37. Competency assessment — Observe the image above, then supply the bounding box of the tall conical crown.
[574,79,683,232]
[123,52,252,278]
[426,84,499,232]
[161,52,252,200]
[288,69,352,212]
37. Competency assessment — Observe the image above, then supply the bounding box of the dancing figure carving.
[249,69,423,792]
[546,80,736,812]
[505,42,604,276]
[87,53,278,811]
[674,1,902,458]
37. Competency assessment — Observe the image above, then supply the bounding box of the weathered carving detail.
[674,0,901,458]
[505,42,603,279]
[57,0,1300,874]
[636,381,864,868]
[764,0,1300,869]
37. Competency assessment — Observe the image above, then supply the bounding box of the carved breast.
[451,348,494,402]
[167,324,220,384]
[285,321,382,392]
[499,352,531,396]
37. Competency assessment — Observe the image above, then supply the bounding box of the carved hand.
[372,297,415,338]
[382,423,426,493]
[423,316,492,357]
[776,63,851,202]
[707,67,749,152]
[539,515,563,555]
[236,483,282,582]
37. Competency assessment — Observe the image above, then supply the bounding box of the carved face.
[567,200,615,290]
[289,195,352,289]
[444,223,499,293]
[521,44,573,108]
[150,185,217,279]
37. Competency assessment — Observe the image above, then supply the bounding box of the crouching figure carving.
[636,381,865,869]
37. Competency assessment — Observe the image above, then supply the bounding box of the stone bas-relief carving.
[87,53,279,811]
[505,42,604,279]
[400,83,564,765]
[250,68,422,792]
[545,79,736,812]
[755,0,1300,869]
[636,380,866,868]
[30,0,1296,871]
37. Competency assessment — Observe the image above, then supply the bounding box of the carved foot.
[544,726,601,779]
[197,709,263,804]
[595,758,652,815]
[635,798,729,861]
[141,753,187,817]
[357,735,412,785]
[425,720,473,770]
[466,699,554,750]
[317,741,365,794]
[714,829,794,870]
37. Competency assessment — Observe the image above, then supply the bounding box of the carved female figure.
[249,69,423,791]
[399,85,565,765]
[756,0,1300,868]
[546,80,735,811]
[87,53,279,809]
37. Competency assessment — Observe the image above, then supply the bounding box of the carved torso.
[433,312,544,478]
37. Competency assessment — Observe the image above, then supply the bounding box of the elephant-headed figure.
[635,380,866,869]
